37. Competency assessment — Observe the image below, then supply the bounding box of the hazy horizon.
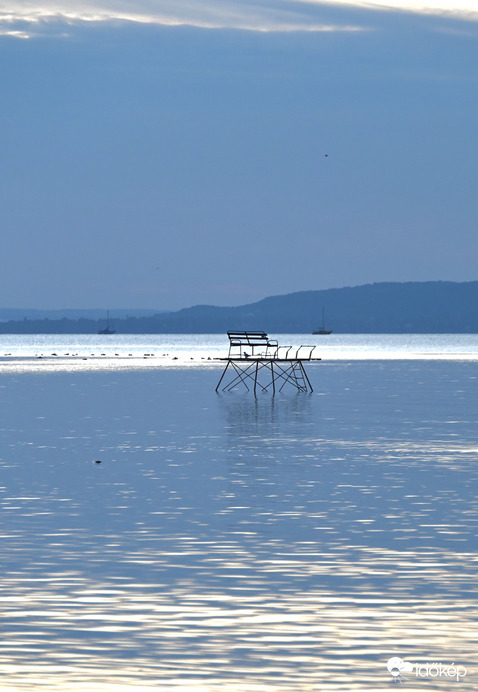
[1,278,478,314]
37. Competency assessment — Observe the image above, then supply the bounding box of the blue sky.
[1,1,477,310]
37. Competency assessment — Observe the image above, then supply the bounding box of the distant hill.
[0,308,168,322]
[1,281,478,334]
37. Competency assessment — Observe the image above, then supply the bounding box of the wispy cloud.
[297,0,478,20]
[1,0,477,37]
[0,1,363,35]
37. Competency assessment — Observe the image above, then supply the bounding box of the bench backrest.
[227,331,277,358]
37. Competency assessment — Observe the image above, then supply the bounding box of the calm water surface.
[0,335,476,690]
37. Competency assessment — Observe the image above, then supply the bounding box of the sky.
[1,0,478,310]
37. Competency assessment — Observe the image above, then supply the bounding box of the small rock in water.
[94,460,102,464]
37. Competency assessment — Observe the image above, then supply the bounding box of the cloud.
[298,0,478,20]
[0,1,362,36]
[1,0,477,38]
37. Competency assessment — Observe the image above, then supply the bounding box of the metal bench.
[227,331,278,359]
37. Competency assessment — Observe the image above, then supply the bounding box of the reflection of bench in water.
[216,330,321,394]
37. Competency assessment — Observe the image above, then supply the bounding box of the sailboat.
[312,308,332,335]
[98,310,116,335]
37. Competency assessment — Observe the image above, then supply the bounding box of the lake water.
[2,333,478,369]
[0,335,476,690]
